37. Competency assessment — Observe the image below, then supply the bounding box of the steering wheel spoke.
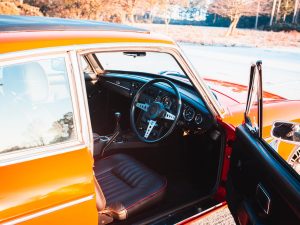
[136,102,149,112]
[130,78,182,143]
[144,120,157,139]
[164,111,176,120]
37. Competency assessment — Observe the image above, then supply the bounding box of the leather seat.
[94,154,167,220]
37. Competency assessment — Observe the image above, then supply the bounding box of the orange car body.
[0,18,299,225]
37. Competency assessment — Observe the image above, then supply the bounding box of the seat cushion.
[94,154,167,220]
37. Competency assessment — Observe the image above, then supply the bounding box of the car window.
[244,66,300,176]
[95,51,186,77]
[0,57,76,154]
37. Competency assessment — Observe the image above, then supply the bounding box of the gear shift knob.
[114,112,121,131]
[115,112,121,120]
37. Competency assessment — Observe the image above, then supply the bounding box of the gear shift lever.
[101,112,122,156]
[114,112,121,132]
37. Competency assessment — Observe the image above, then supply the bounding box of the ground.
[137,23,300,48]
[180,43,300,100]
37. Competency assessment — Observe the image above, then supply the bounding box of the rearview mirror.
[271,121,300,144]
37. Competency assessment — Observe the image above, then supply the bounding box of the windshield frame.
[95,50,187,78]
[78,44,226,118]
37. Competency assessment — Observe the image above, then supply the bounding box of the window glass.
[0,57,76,154]
[96,51,186,77]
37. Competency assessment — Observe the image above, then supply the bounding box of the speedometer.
[183,106,195,122]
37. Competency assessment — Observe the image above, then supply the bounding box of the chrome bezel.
[195,113,203,125]
[183,106,195,122]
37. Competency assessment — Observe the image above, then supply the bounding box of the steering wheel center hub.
[147,102,164,119]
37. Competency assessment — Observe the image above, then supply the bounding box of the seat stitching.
[112,169,134,188]
[125,178,167,210]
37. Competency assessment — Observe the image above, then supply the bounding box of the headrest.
[3,62,49,102]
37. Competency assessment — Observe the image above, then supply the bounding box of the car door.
[0,53,98,224]
[226,62,300,225]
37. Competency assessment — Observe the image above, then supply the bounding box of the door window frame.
[0,52,86,166]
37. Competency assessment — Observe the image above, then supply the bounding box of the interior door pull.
[256,183,271,215]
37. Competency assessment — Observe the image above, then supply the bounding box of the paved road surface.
[180,43,300,100]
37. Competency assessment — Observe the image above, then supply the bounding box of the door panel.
[227,125,300,225]
[0,148,97,224]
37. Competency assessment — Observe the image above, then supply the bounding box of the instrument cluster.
[182,104,203,125]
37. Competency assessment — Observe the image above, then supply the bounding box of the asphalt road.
[179,43,300,100]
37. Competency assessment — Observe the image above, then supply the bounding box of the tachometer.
[195,113,203,125]
[183,106,195,122]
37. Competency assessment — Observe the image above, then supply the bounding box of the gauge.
[195,113,203,125]
[183,106,195,122]
[162,96,172,108]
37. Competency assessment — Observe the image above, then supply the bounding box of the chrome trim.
[69,50,93,154]
[0,142,86,167]
[175,202,226,225]
[256,183,271,215]
[0,53,86,166]
[175,44,226,118]
[106,80,130,91]
[1,195,94,225]
[288,146,300,169]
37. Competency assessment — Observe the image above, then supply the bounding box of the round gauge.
[195,113,203,125]
[183,106,195,122]
[162,96,172,108]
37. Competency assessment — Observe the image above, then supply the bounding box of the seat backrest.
[94,175,106,211]
[3,62,49,103]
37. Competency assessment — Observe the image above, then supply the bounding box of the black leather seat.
[94,154,167,220]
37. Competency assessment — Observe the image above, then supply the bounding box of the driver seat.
[94,154,167,220]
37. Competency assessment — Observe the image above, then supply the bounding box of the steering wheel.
[130,78,182,143]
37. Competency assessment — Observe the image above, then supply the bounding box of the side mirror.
[271,121,300,144]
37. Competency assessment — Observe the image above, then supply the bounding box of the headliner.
[0,15,148,33]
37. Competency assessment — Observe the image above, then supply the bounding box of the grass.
[135,23,300,48]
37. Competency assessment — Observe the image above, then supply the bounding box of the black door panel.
[227,125,300,225]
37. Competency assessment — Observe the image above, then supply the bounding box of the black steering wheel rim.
[130,78,182,143]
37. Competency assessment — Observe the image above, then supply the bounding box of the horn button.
[147,102,165,119]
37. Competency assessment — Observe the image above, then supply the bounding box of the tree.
[119,0,139,23]
[269,0,277,25]
[275,0,282,23]
[209,0,261,36]
[255,0,261,29]
[281,0,296,22]
[209,0,273,35]
[292,0,299,23]
[0,0,42,16]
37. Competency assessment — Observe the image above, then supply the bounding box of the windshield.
[95,51,186,77]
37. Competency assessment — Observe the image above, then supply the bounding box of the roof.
[0,15,148,33]
[0,15,175,55]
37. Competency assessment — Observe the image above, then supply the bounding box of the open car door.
[226,62,300,225]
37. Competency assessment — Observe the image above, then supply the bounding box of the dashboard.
[100,72,214,134]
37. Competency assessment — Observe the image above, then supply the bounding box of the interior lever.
[101,112,121,156]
